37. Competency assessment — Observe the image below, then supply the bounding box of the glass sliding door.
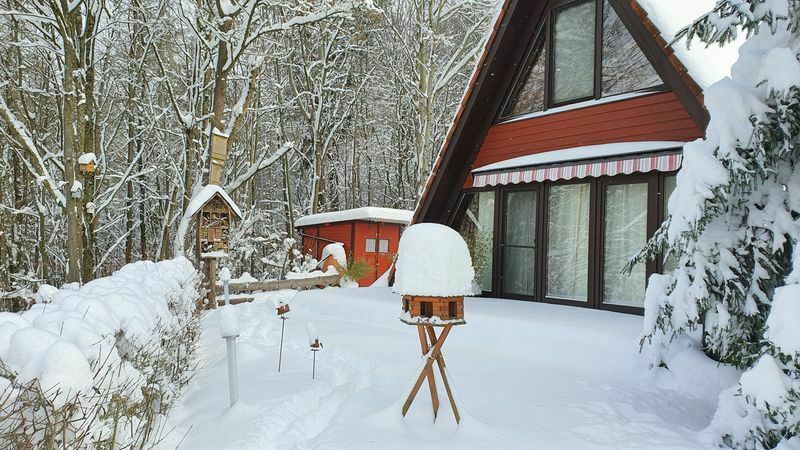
[546,183,590,301]
[603,182,648,307]
[502,190,537,297]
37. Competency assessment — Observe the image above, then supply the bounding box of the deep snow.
[160,287,736,449]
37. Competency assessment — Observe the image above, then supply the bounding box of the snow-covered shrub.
[0,258,201,448]
[634,1,800,447]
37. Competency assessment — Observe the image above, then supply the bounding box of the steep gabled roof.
[413,0,740,225]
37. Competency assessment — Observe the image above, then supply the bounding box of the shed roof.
[295,207,413,228]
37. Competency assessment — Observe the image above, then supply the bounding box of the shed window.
[365,238,377,253]
[378,239,389,253]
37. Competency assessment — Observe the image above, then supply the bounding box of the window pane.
[366,238,376,253]
[457,191,495,291]
[662,175,678,272]
[603,183,648,307]
[553,1,596,103]
[504,46,547,117]
[601,1,661,96]
[504,246,536,296]
[503,190,537,296]
[547,184,590,301]
[379,239,389,253]
[504,191,536,247]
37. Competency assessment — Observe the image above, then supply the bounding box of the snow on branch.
[224,141,294,194]
[0,93,66,207]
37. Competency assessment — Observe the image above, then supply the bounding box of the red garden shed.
[296,207,413,286]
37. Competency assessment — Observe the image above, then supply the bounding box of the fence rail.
[217,273,342,294]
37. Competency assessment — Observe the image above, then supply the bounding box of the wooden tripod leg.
[402,325,452,418]
[417,325,439,418]
[426,325,460,423]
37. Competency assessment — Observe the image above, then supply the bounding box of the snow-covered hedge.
[0,258,201,448]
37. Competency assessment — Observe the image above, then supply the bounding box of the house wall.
[464,91,702,188]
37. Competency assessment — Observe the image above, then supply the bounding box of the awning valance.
[472,152,682,188]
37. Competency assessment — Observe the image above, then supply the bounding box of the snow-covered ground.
[161,288,734,449]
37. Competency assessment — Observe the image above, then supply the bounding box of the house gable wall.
[465,91,702,187]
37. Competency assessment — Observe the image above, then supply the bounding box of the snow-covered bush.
[635,1,800,447]
[0,258,201,448]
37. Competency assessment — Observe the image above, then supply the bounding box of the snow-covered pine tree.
[636,1,800,447]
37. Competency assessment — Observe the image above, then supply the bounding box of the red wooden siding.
[466,91,703,187]
[300,223,353,261]
[298,221,402,286]
[352,222,400,286]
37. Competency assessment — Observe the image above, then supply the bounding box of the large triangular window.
[500,0,663,121]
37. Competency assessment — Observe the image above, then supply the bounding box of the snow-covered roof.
[473,141,685,173]
[78,152,97,165]
[295,207,413,228]
[637,0,744,89]
[186,184,242,219]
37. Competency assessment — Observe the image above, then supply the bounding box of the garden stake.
[278,315,287,372]
[276,302,290,372]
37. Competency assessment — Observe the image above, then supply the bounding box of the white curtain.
[546,184,590,301]
[603,183,648,306]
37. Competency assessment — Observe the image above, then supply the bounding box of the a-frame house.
[414,0,736,314]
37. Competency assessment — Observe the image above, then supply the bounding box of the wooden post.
[204,257,218,309]
[417,325,439,418]
[401,324,454,421]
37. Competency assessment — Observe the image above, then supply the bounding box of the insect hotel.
[184,181,242,308]
[393,222,475,424]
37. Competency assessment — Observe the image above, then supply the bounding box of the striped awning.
[472,152,681,188]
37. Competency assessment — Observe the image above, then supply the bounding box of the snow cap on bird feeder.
[394,223,474,325]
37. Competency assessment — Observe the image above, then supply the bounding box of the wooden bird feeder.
[394,222,475,425]
[276,303,290,316]
[78,152,97,173]
[401,295,465,325]
[310,338,322,349]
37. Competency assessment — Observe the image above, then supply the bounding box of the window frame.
[365,238,377,253]
[548,0,598,108]
[497,0,667,122]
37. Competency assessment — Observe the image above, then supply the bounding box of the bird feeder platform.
[400,294,464,424]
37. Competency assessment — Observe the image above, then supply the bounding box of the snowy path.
[160,288,723,449]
